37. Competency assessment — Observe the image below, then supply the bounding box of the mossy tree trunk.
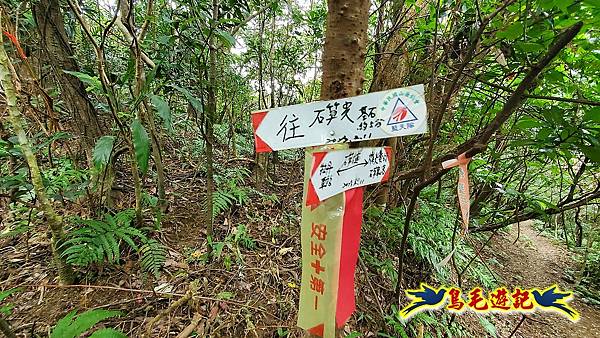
[203,0,219,258]
[0,29,74,284]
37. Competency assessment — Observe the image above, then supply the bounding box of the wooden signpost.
[251,85,428,337]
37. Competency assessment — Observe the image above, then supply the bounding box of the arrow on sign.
[251,84,427,152]
[306,147,392,208]
[336,160,368,175]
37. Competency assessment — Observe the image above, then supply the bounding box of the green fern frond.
[212,190,235,217]
[113,209,136,226]
[50,309,123,338]
[89,328,128,338]
[62,211,148,268]
[140,239,167,278]
[0,288,21,303]
[0,287,21,316]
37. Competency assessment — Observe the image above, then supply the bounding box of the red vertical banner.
[336,187,364,326]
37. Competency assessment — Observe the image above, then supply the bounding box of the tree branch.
[472,189,600,233]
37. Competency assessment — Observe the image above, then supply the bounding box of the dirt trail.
[486,220,600,338]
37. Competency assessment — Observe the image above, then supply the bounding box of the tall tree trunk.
[253,12,269,189]
[320,1,369,100]
[308,0,370,336]
[33,0,103,163]
[119,1,168,214]
[0,31,74,284]
[204,0,219,257]
[268,15,279,167]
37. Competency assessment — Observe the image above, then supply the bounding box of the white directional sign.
[252,84,427,152]
[306,147,392,206]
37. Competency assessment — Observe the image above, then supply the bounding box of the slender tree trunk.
[268,15,279,168]
[0,32,74,284]
[254,13,269,189]
[561,211,569,249]
[577,224,596,284]
[204,0,218,257]
[229,107,237,158]
[146,104,168,212]
[119,1,168,214]
[33,0,103,163]
[369,1,424,207]
[575,207,583,247]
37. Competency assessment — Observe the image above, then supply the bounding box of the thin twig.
[507,315,526,338]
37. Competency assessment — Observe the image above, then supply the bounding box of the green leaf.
[0,287,21,303]
[0,304,15,316]
[555,0,575,12]
[478,316,497,338]
[497,22,523,40]
[582,0,600,8]
[93,136,116,168]
[171,85,203,114]
[51,309,122,338]
[51,310,78,338]
[216,30,236,48]
[580,145,600,163]
[545,69,564,82]
[516,117,543,129]
[538,0,555,10]
[515,42,544,53]
[216,291,235,300]
[89,328,128,338]
[131,119,150,174]
[150,95,173,132]
[63,70,102,93]
[583,107,600,123]
[140,239,166,278]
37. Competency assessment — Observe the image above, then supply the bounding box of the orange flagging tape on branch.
[442,153,471,233]
[3,31,27,60]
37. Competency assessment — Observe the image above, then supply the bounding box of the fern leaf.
[63,212,150,268]
[50,310,78,338]
[89,328,128,338]
[116,232,139,251]
[79,219,110,231]
[116,226,146,240]
[62,243,96,266]
[96,233,114,263]
[106,233,121,263]
[140,240,166,278]
[50,309,122,338]
[104,214,117,228]
[0,288,21,303]
[113,209,136,226]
